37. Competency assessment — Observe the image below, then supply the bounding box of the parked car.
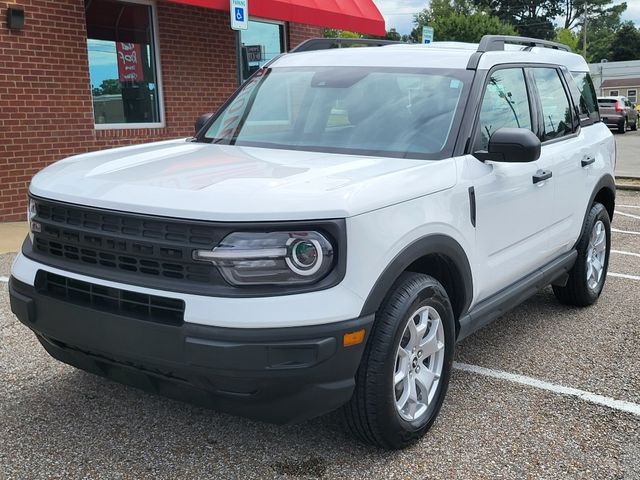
[597,96,638,133]
[10,35,615,450]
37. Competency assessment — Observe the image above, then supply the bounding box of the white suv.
[10,35,615,449]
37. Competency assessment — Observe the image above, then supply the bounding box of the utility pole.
[583,2,588,58]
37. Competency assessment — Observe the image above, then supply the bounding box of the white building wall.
[588,60,640,95]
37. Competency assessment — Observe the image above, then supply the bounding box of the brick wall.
[0,0,322,221]
[288,22,323,50]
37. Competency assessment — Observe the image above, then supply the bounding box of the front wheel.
[553,202,611,306]
[343,273,455,449]
[631,119,638,131]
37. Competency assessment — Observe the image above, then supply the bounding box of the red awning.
[167,0,386,36]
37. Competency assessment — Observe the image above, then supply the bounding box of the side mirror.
[474,127,541,163]
[195,113,214,136]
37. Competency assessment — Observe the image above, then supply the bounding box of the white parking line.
[612,249,640,258]
[453,362,640,417]
[615,210,640,220]
[612,228,640,236]
[618,204,640,209]
[609,272,640,281]
[0,276,8,283]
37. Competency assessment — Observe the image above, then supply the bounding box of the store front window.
[239,20,285,83]
[85,0,162,127]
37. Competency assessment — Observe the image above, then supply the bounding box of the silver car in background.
[597,96,638,133]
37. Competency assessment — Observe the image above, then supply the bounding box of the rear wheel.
[343,272,455,449]
[618,118,627,133]
[553,202,611,306]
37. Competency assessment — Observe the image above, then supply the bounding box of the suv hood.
[30,139,456,221]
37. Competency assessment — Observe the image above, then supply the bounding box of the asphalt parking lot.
[0,189,639,479]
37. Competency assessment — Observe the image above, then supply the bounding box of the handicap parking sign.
[422,26,434,44]
[230,0,248,30]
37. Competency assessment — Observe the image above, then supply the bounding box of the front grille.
[28,197,231,292]
[36,271,185,325]
[34,236,212,282]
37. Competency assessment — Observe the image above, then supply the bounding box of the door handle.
[581,156,596,167]
[533,170,552,184]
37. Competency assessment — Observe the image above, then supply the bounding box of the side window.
[628,89,637,104]
[474,68,532,151]
[531,68,573,142]
[569,71,599,124]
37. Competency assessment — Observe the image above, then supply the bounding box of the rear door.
[527,66,585,258]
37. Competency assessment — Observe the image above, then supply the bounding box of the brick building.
[0,0,385,221]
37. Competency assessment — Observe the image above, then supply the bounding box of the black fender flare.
[359,234,473,319]
[580,174,616,230]
[569,174,614,252]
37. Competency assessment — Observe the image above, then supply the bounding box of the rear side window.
[474,68,532,151]
[569,71,599,125]
[531,68,573,142]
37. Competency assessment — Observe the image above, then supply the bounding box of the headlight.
[27,198,38,241]
[193,231,334,286]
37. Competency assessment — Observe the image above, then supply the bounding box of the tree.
[555,27,579,51]
[610,22,640,61]
[431,12,517,42]
[471,0,563,39]
[577,2,627,62]
[410,0,515,43]
[560,0,624,30]
[92,79,121,96]
[322,29,362,39]
[385,28,401,41]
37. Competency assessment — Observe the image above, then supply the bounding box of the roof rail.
[291,37,400,53]
[467,35,571,70]
[477,35,570,53]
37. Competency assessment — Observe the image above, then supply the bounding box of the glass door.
[238,20,285,83]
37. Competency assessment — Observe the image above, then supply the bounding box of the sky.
[373,0,640,35]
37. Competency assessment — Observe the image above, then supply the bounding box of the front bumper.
[9,276,373,424]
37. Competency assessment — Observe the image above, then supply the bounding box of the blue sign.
[422,26,434,44]
[230,0,248,30]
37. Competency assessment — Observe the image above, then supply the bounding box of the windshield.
[201,67,471,160]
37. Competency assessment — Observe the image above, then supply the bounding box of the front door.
[466,67,554,302]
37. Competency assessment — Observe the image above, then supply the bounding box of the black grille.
[34,236,212,282]
[28,197,230,292]
[36,271,185,325]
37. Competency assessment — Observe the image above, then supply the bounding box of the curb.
[616,183,640,192]
[616,177,640,192]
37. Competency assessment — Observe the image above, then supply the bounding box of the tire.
[618,118,627,134]
[631,119,638,131]
[343,272,455,449]
[553,202,611,307]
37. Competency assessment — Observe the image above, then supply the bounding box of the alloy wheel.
[586,220,607,290]
[393,306,445,423]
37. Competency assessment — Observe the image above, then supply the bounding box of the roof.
[273,43,589,72]
[601,78,640,88]
[275,45,476,69]
[166,0,385,36]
